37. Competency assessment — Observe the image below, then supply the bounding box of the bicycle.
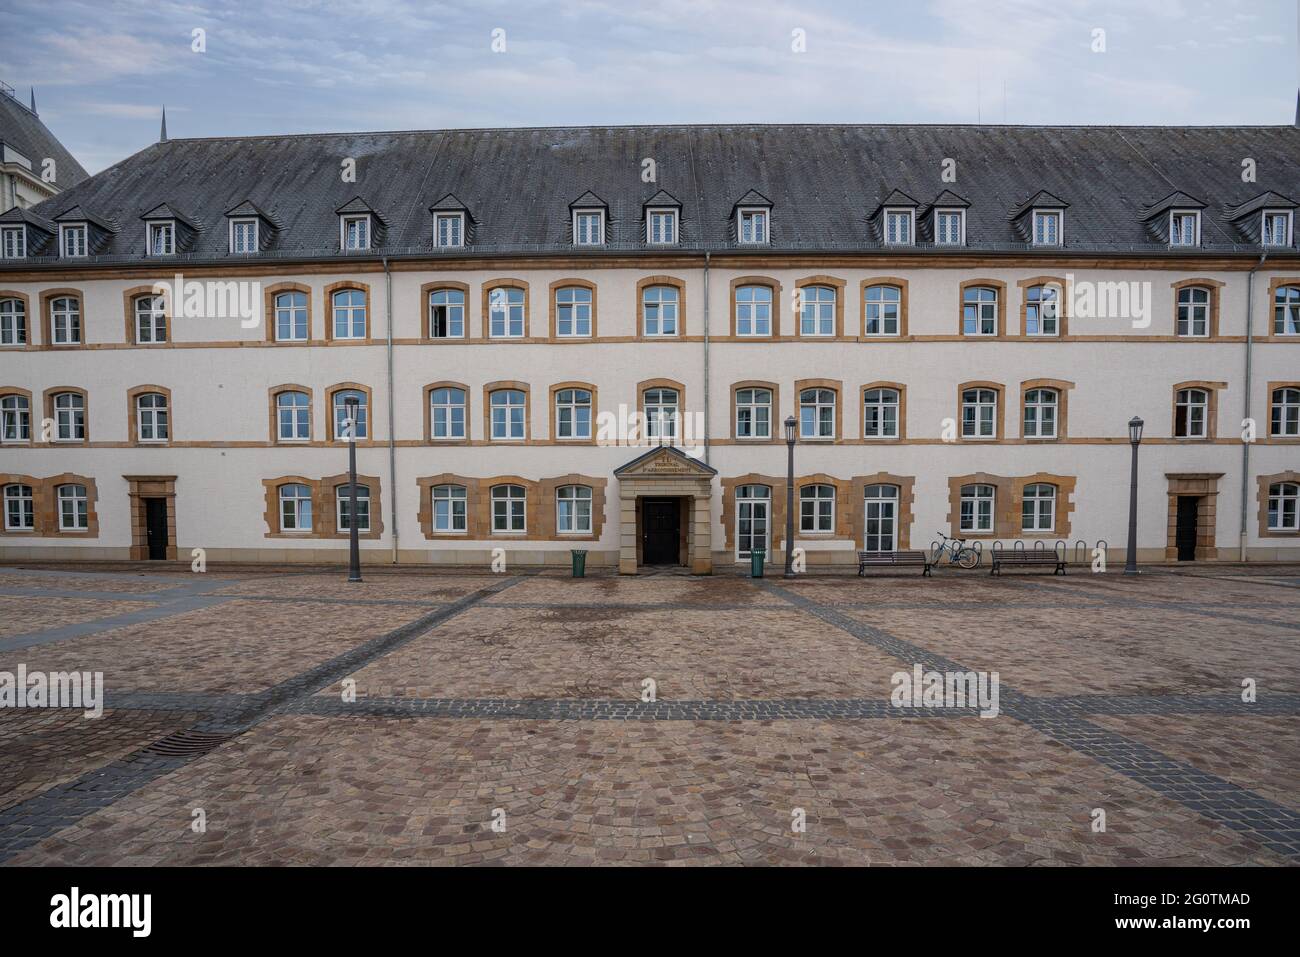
[931,531,982,569]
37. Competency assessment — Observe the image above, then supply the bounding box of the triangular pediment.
[614,446,717,478]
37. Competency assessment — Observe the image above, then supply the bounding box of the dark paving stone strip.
[0,576,522,864]
[0,586,184,603]
[761,578,1300,860]
[479,601,764,611]
[1017,693,1300,717]
[0,591,237,653]
[233,593,448,608]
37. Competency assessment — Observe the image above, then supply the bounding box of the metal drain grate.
[140,729,235,757]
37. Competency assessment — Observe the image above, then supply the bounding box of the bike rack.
[1054,539,1068,558]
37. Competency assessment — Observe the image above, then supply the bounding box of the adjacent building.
[0,82,87,211]
[0,124,1297,571]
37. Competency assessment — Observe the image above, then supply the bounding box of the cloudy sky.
[1,0,1296,173]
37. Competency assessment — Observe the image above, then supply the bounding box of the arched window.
[962,286,998,336]
[1276,285,1300,335]
[1269,482,1299,531]
[1025,284,1059,336]
[960,484,994,533]
[57,484,88,531]
[800,484,835,533]
[1177,286,1211,337]
[735,387,772,439]
[50,296,81,344]
[428,288,465,338]
[1,393,31,442]
[274,291,308,341]
[799,285,835,337]
[1271,387,1300,437]
[488,286,525,338]
[556,485,593,534]
[961,388,998,438]
[135,392,169,442]
[735,484,770,558]
[863,484,899,552]
[332,288,366,339]
[555,286,592,337]
[432,484,467,533]
[3,483,34,531]
[644,387,678,440]
[332,389,368,440]
[863,284,900,336]
[0,297,26,345]
[555,388,592,440]
[430,387,467,440]
[279,483,312,531]
[1022,483,1057,532]
[1023,388,1059,439]
[735,285,772,336]
[642,284,679,337]
[799,388,835,439]
[336,483,370,533]
[863,388,899,439]
[1175,388,1208,438]
[134,295,167,343]
[276,391,310,441]
[52,391,85,441]
[490,389,526,440]
[491,484,526,533]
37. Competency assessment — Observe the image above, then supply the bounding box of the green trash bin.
[750,549,765,579]
[570,549,588,578]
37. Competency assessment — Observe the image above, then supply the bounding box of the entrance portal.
[641,498,681,565]
[144,497,169,560]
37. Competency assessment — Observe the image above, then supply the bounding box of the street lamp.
[344,395,363,583]
[784,414,797,578]
[1124,416,1143,576]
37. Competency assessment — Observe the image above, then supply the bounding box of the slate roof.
[3,123,1299,267]
[0,89,89,189]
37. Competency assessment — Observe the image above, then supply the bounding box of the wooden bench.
[857,550,933,577]
[990,551,1067,576]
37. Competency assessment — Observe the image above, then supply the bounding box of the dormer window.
[1032,210,1060,246]
[60,224,87,258]
[573,209,604,246]
[738,208,768,244]
[1169,211,1199,247]
[935,209,965,246]
[147,221,175,256]
[884,208,914,245]
[434,212,464,248]
[230,218,258,254]
[647,208,677,245]
[0,226,23,259]
[1263,210,1293,247]
[341,215,370,251]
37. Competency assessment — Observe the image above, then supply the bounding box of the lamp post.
[784,415,797,578]
[1124,416,1143,576]
[344,395,362,583]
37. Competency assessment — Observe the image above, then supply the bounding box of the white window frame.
[735,387,772,440]
[332,390,368,441]
[230,218,259,254]
[340,214,371,251]
[646,208,677,245]
[434,212,465,248]
[554,286,592,338]
[0,297,23,345]
[276,390,310,442]
[960,484,995,533]
[487,286,526,338]
[52,391,85,441]
[737,207,768,245]
[962,286,999,336]
[279,483,313,532]
[799,388,836,440]
[136,392,169,443]
[432,484,468,533]
[335,483,371,533]
[734,284,772,337]
[1268,482,1300,531]
[799,484,835,534]
[50,295,81,345]
[961,388,998,439]
[3,483,34,531]
[1,394,31,443]
[274,291,308,342]
[556,485,593,534]
[146,220,175,256]
[1022,484,1056,532]
[644,388,679,441]
[1031,209,1061,247]
[428,288,466,339]
[430,387,467,440]
[934,208,965,246]
[1169,210,1200,247]
[1025,284,1060,337]
[1176,285,1211,338]
[331,288,367,340]
[799,285,836,337]
[862,484,899,552]
[863,284,901,337]
[883,208,914,246]
[60,223,88,258]
[1262,210,1293,248]
[642,285,679,337]
[573,209,605,246]
[1023,388,1059,439]
[862,387,900,439]
[1270,387,1300,437]
[491,484,527,534]
[735,484,771,559]
[1175,388,1209,439]
[555,388,592,440]
[490,389,526,441]
[0,225,25,259]
[57,483,88,531]
[134,295,167,343]
[1276,285,1300,335]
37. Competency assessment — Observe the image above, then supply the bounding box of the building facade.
[0,124,1297,571]
[0,82,87,211]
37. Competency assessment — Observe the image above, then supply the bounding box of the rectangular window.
[573,210,604,246]
[647,209,677,245]
[1263,211,1292,247]
[435,213,464,248]
[1170,211,1199,247]
[336,485,371,533]
[488,287,525,338]
[231,219,258,253]
[884,209,913,245]
[1032,211,1060,246]
[935,210,964,245]
[429,289,465,339]
[738,208,768,244]
[433,485,467,532]
[60,224,87,258]
[342,215,369,250]
[148,222,175,256]
[0,226,24,259]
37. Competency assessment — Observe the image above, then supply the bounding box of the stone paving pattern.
[0,562,1296,866]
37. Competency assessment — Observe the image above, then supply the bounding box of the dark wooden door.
[1175,496,1199,561]
[145,497,168,560]
[642,499,680,565]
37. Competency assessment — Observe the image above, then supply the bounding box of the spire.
[1295,87,1299,127]
[28,87,36,116]
[159,106,168,143]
